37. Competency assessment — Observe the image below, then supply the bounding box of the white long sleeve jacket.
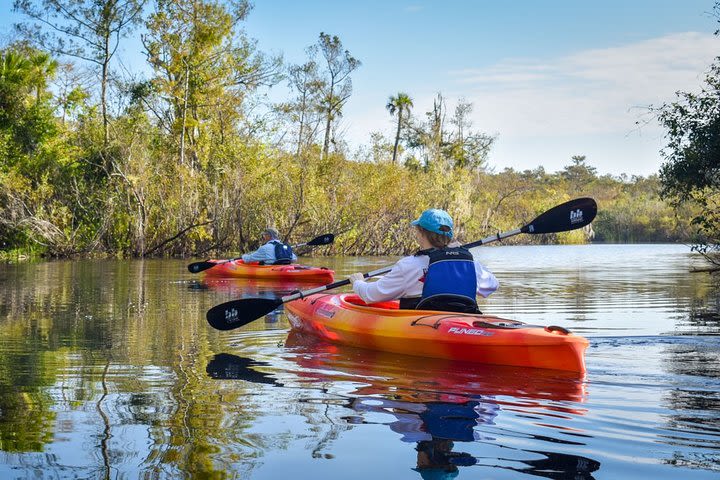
[351,254,498,304]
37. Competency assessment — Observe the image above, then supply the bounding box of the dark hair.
[418,226,452,248]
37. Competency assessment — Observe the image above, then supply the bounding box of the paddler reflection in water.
[351,396,600,480]
[241,228,297,265]
[350,397,491,480]
[206,352,601,479]
[349,209,498,312]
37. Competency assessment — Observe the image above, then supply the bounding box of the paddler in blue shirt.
[242,228,298,265]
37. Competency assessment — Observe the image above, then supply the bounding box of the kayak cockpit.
[343,294,400,310]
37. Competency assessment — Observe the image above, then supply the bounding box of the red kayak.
[202,259,335,282]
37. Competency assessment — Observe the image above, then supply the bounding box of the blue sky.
[2,0,719,176]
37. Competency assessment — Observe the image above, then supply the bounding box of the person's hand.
[448,240,461,248]
[349,272,365,284]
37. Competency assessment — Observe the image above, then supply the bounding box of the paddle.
[187,233,335,273]
[207,197,597,331]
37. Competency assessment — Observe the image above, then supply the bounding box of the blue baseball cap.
[411,209,454,237]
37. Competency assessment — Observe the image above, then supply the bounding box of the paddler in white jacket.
[348,209,498,312]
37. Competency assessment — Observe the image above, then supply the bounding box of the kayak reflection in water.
[205,351,600,479]
[348,209,498,313]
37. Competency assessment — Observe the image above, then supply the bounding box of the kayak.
[285,294,589,373]
[200,277,330,294]
[202,259,335,282]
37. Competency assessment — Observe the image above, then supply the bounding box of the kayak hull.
[285,294,588,373]
[203,260,335,282]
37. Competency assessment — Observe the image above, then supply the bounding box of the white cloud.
[450,32,720,137]
[342,32,720,175]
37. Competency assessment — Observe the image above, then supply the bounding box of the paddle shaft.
[277,227,525,303]
[206,197,597,330]
[276,193,599,303]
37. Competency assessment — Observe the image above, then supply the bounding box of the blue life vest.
[417,247,478,312]
[270,240,294,264]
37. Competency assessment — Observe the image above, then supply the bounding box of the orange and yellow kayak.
[202,259,335,282]
[285,294,589,373]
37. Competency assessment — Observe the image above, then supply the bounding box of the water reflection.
[207,331,600,479]
[188,277,329,323]
[206,352,280,386]
[0,247,718,478]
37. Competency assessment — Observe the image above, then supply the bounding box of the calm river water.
[0,244,718,479]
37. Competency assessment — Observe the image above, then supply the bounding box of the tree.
[656,59,720,268]
[0,45,97,255]
[561,155,598,193]
[142,0,280,168]
[386,92,413,163]
[313,32,361,160]
[405,92,445,168]
[54,63,90,126]
[446,98,493,170]
[14,0,146,147]
[405,93,493,170]
[286,60,324,157]
[0,46,57,158]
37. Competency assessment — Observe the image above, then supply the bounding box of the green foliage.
[657,56,720,266]
[0,6,697,260]
[404,93,494,171]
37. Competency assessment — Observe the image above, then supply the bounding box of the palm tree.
[386,92,413,164]
[1,50,30,85]
[26,51,58,105]
[1,49,57,105]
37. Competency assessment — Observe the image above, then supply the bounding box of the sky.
[2,0,720,176]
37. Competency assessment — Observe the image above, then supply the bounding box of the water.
[0,244,718,479]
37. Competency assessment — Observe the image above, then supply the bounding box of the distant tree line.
[0,0,705,259]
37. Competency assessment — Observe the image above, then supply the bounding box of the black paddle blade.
[188,260,217,273]
[206,297,283,331]
[522,197,597,234]
[307,233,335,246]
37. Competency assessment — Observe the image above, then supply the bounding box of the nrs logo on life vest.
[448,327,494,336]
[570,209,584,225]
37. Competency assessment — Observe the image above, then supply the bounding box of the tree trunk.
[102,29,110,147]
[392,108,402,163]
[321,81,335,160]
[180,60,190,166]
[322,112,332,160]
